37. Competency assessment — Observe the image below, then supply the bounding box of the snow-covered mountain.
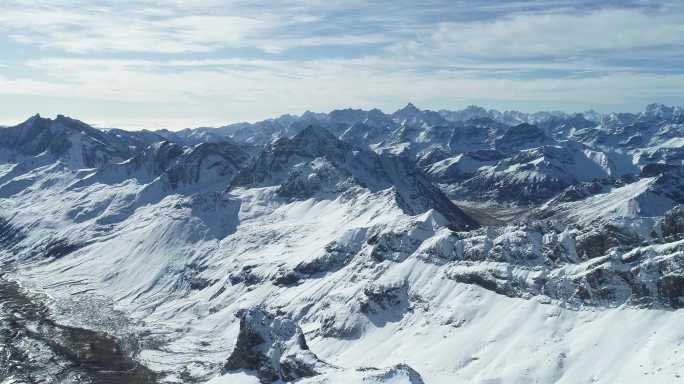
[230,125,477,231]
[0,104,683,384]
[0,114,164,168]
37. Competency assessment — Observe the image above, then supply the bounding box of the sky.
[1,0,683,130]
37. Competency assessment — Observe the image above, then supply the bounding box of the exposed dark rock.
[222,308,329,383]
[641,163,678,177]
[293,240,358,277]
[360,281,409,315]
[228,265,262,286]
[447,238,684,309]
[31,237,83,260]
[657,275,684,308]
[574,223,640,260]
[447,264,541,299]
[661,205,684,241]
[551,181,607,204]
[369,231,423,263]
[272,269,302,287]
[318,312,364,339]
[358,363,426,384]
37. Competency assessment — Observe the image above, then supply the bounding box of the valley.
[0,276,156,384]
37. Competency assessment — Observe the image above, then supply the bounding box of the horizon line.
[2,101,681,132]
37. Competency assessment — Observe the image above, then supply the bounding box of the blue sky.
[1,0,683,130]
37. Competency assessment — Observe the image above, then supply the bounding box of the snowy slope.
[4,173,683,382]
[0,105,683,384]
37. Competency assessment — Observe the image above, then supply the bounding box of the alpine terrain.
[1,103,684,383]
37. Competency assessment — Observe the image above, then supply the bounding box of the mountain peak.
[300,110,326,121]
[396,102,421,114]
[644,102,674,119]
[53,114,90,129]
[17,114,92,132]
[280,125,351,160]
[21,113,50,127]
[463,105,487,113]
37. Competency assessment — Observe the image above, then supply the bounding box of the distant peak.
[285,125,348,155]
[53,115,95,131]
[393,102,421,117]
[463,105,487,112]
[301,110,325,120]
[644,103,675,119]
[54,114,70,123]
[21,113,52,127]
[402,102,420,111]
[645,102,672,112]
[19,114,81,127]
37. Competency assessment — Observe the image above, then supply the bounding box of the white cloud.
[0,1,388,54]
[1,1,683,128]
[0,7,268,53]
[391,8,684,61]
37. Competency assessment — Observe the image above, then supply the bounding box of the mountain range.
[0,103,683,383]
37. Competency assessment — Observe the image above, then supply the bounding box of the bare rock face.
[358,363,426,384]
[360,281,410,315]
[657,274,684,308]
[222,308,329,383]
[661,205,684,241]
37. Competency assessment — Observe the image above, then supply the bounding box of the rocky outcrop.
[661,205,684,241]
[222,308,330,383]
[359,281,410,315]
[357,363,426,384]
[441,222,684,309]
